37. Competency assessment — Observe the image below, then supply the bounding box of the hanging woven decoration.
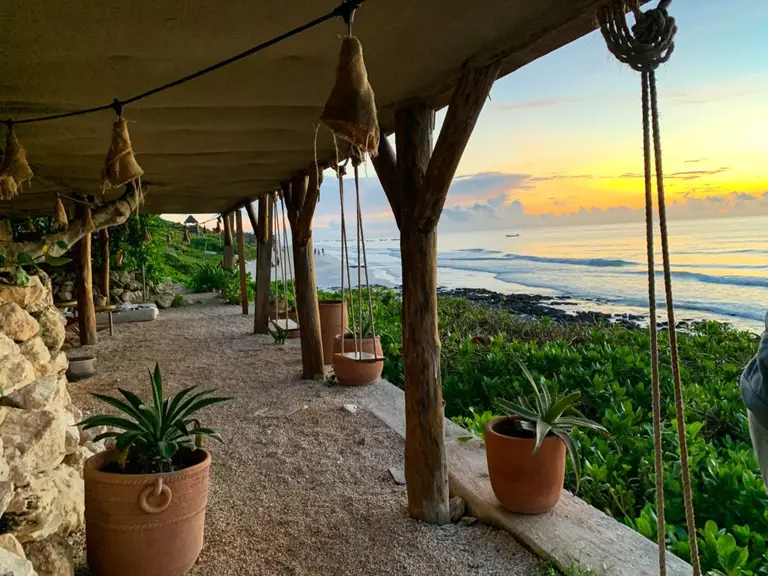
[319,35,379,158]
[144,227,152,243]
[101,116,144,195]
[183,227,191,245]
[0,175,18,201]
[166,232,172,245]
[53,195,68,231]
[0,126,34,194]
[215,219,221,234]
[115,250,124,266]
[25,216,36,233]
[84,206,95,234]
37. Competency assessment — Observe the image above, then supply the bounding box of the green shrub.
[170,294,186,308]
[336,286,766,574]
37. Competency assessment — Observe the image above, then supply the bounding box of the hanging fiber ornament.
[115,250,124,266]
[183,227,191,245]
[26,216,36,233]
[83,206,95,233]
[144,227,152,243]
[215,219,221,234]
[101,115,144,195]
[319,35,379,158]
[0,175,18,201]
[0,126,34,191]
[53,195,68,230]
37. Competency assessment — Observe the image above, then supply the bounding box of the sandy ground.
[68,301,543,575]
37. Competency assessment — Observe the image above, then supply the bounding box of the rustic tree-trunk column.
[253,196,273,334]
[285,170,324,379]
[236,210,249,315]
[372,62,500,525]
[75,204,98,346]
[99,228,110,304]
[222,211,234,270]
[397,104,449,524]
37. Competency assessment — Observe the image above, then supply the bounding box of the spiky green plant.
[268,323,288,345]
[78,364,231,473]
[495,361,609,491]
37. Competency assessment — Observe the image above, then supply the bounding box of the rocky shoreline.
[436,287,648,329]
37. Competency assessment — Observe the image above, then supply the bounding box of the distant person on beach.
[741,312,768,489]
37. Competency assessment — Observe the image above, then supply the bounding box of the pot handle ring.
[139,478,173,514]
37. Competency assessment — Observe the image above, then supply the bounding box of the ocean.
[308,215,767,333]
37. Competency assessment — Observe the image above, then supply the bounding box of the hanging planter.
[332,332,382,386]
[102,115,144,195]
[183,227,191,245]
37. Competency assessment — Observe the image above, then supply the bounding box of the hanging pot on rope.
[53,196,69,231]
[102,117,144,195]
[144,228,152,243]
[25,216,36,233]
[115,250,124,266]
[183,227,191,245]
[319,36,379,157]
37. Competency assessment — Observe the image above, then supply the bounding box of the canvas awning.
[0,0,606,216]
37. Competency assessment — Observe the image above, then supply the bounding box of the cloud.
[496,97,589,110]
[617,168,730,181]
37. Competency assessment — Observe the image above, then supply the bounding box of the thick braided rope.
[599,2,702,575]
[649,69,701,573]
[641,71,667,576]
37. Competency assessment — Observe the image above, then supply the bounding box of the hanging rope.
[279,192,296,325]
[353,157,380,360]
[334,138,358,357]
[599,2,701,575]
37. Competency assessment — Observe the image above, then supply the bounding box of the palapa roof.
[184,215,199,225]
[0,0,609,217]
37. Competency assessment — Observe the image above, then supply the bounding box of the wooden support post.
[236,210,249,315]
[222,211,234,270]
[75,204,98,346]
[99,228,110,304]
[245,202,259,234]
[253,196,273,334]
[372,62,500,524]
[284,169,324,379]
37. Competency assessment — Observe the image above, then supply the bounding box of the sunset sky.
[168,0,768,237]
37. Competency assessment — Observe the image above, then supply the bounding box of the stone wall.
[0,271,105,576]
[50,268,181,308]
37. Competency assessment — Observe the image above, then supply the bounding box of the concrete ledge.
[362,381,692,576]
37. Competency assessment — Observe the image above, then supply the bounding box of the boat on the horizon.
[506,233,520,237]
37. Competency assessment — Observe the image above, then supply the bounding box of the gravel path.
[68,302,543,575]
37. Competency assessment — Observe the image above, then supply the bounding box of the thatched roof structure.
[0,0,607,216]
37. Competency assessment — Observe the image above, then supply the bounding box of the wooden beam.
[297,166,322,240]
[245,202,259,235]
[417,62,500,230]
[371,132,401,229]
[75,204,97,346]
[253,195,273,334]
[286,172,324,379]
[222,211,234,270]
[99,228,110,304]
[236,210,249,315]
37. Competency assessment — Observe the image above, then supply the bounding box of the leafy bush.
[343,286,766,574]
[170,294,186,308]
[78,364,230,474]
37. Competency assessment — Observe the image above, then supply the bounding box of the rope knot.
[598,0,677,72]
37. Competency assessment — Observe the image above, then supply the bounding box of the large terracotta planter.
[318,300,348,365]
[332,334,383,386]
[484,416,566,514]
[84,449,211,576]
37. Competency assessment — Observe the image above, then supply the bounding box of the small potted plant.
[78,364,230,576]
[332,314,383,386]
[484,361,608,514]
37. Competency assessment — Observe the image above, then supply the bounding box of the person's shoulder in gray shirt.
[741,313,768,429]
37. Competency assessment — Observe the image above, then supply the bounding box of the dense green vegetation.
[320,286,766,575]
[102,214,256,287]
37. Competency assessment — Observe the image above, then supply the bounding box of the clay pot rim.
[484,415,562,445]
[84,448,211,481]
[68,355,96,362]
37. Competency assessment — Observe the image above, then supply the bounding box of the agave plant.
[78,364,230,473]
[495,361,609,491]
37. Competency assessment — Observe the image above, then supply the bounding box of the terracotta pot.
[483,416,566,514]
[331,334,383,386]
[84,449,211,576]
[318,300,348,365]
